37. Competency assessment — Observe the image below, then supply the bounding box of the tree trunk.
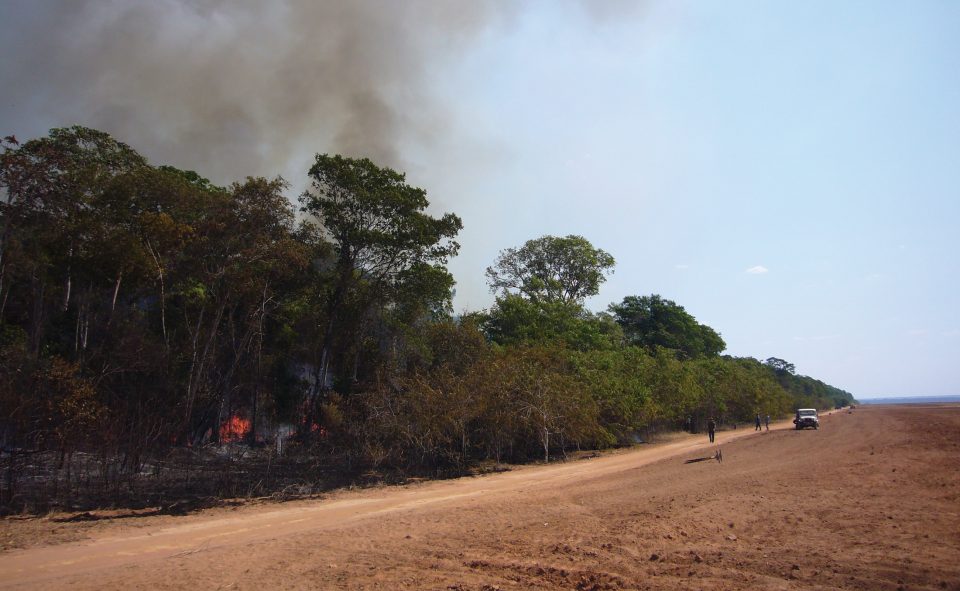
[74,302,81,353]
[62,241,73,311]
[543,423,549,463]
[0,262,6,322]
[0,280,8,324]
[184,300,227,435]
[215,306,259,443]
[29,271,45,358]
[62,273,71,312]
[250,283,269,445]
[145,240,167,347]
[109,272,122,320]
[0,217,12,324]
[302,256,354,439]
[314,254,355,397]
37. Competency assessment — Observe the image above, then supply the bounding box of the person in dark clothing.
[707,418,716,443]
[755,413,762,431]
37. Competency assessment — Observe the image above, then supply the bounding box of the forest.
[0,127,855,513]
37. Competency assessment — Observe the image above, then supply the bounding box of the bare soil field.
[1,405,958,590]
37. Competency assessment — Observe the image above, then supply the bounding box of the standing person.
[755,413,762,431]
[764,414,771,431]
[707,417,716,443]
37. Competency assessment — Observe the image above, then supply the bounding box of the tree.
[609,294,725,358]
[485,235,614,305]
[764,357,795,376]
[568,347,653,445]
[0,127,148,357]
[299,154,462,394]
[497,345,599,462]
[481,294,622,351]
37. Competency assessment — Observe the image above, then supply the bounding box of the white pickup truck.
[794,408,820,430]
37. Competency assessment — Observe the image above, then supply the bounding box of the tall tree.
[485,235,614,305]
[299,154,462,393]
[609,294,725,359]
[764,357,795,376]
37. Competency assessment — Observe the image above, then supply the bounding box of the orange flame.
[219,415,251,443]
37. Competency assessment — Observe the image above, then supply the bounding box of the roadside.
[8,406,954,591]
[0,415,781,554]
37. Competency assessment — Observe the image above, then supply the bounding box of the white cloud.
[675,264,690,270]
[745,265,768,275]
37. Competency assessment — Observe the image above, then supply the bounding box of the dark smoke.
[0,0,511,182]
[1,1,643,185]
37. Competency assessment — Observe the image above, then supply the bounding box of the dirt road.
[2,405,958,590]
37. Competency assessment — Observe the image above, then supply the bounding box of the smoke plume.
[0,0,510,183]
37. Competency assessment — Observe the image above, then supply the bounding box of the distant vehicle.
[794,408,819,430]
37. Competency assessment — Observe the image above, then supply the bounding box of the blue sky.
[416,1,960,397]
[2,1,957,397]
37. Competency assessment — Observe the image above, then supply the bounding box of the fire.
[219,414,251,443]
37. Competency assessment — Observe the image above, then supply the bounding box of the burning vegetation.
[219,416,252,444]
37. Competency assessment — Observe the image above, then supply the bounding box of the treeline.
[0,127,854,510]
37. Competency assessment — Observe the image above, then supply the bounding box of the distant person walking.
[764,414,770,431]
[755,413,762,431]
[707,418,716,443]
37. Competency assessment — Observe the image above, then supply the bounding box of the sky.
[1,0,958,398]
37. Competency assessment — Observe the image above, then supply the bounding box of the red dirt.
[1,405,958,590]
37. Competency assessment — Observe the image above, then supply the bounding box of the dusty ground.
[1,405,958,590]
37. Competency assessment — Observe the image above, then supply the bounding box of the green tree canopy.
[481,295,623,351]
[300,154,462,281]
[609,294,725,359]
[764,357,796,375]
[485,234,614,305]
